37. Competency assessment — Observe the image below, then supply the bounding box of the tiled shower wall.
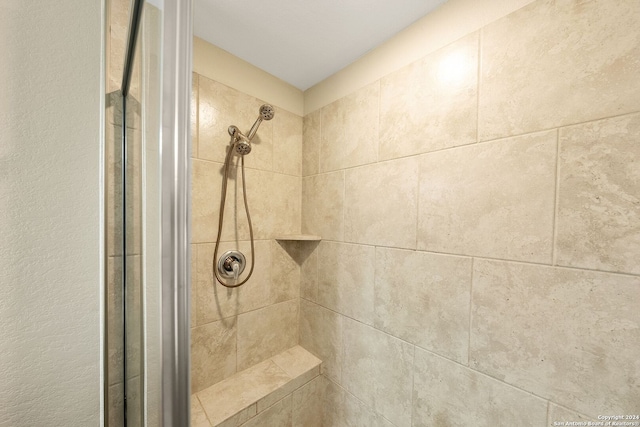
[300,0,640,426]
[190,72,305,394]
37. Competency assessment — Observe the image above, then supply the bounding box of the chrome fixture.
[213,104,276,288]
[216,250,247,281]
[227,104,275,156]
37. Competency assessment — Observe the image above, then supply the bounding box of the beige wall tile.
[197,359,289,426]
[320,82,379,172]
[291,376,323,427]
[192,158,245,244]
[245,169,301,239]
[556,113,640,275]
[413,348,547,426]
[322,377,395,427]
[548,403,597,426]
[273,109,303,176]
[479,0,640,141]
[271,346,321,379]
[191,396,211,427]
[256,347,320,412]
[302,171,345,241]
[237,300,299,370]
[374,248,472,363]
[418,130,556,262]
[300,247,318,302]
[241,395,292,427]
[191,244,197,328]
[299,299,343,383]
[471,259,640,417]
[193,161,300,243]
[342,319,414,427]
[380,32,478,160]
[192,72,199,159]
[195,241,270,325]
[270,241,300,304]
[302,110,321,176]
[345,157,419,248]
[198,76,273,171]
[317,241,375,325]
[191,320,237,394]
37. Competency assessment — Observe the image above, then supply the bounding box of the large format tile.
[273,109,303,176]
[479,0,640,140]
[237,300,299,370]
[291,376,323,427]
[471,259,640,417]
[300,247,318,302]
[195,241,271,325]
[191,72,199,158]
[302,109,321,176]
[191,397,210,427]
[197,359,290,426]
[245,169,301,240]
[322,378,395,427]
[193,162,300,243]
[413,348,547,427]
[191,319,237,394]
[556,113,640,275]
[317,241,375,325]
[198,76,273,171]
[374,248,472,363]
[418,130,556,262]
[345,157,419,249]
[299,299,343,382]
[320,82,379,172]
[241,395,292,427]
[342,319,414,427]
[548,403,597,426]
[379,32,478,160]
[270,241,300,304]
[191,158,243,244]
[302,171,345,241]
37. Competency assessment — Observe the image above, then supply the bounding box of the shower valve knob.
[217,250,247,278]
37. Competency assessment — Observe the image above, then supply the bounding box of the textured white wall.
[0,1,104,425]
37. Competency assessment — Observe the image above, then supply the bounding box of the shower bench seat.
[192,345,322,427]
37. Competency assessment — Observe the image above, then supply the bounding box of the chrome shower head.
[234,133,252,155]
[246,104,276,141]
[259,104,275,121]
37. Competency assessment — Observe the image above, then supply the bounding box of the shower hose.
[212,139,255,288]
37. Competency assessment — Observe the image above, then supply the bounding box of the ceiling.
[193,0,448,90]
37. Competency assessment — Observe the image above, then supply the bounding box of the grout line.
[478,110,640,144]
[552,128,561,266]
[546,400,551,426]
[312,239,640,278]
[300,109,640,177]
[415,344,550,404]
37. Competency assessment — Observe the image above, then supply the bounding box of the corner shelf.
[274,234,322,241]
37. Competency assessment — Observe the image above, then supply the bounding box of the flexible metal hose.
[212,142,255,288]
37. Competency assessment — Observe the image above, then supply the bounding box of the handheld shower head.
[246,104,275,141]
[234,133,251,155]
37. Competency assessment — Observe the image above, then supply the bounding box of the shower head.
[246,104,275,141]
[234,132,252,155]
[259,104,275,121]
